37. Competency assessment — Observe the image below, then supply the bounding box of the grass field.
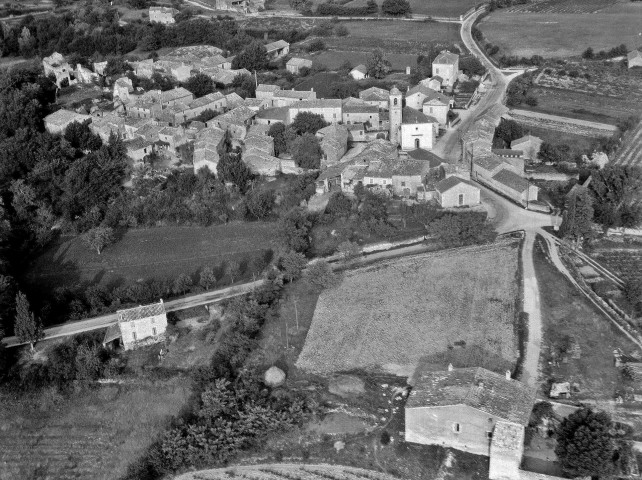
[27,222,277,290]
[0,377,191,480]
[534,236,640,400]
[407,0,480,16]
[478,2,642,58]
[515,123,598,155]
[505,0,616,14]
[296,239,521,376]
[301,50,418,71]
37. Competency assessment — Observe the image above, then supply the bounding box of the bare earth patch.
[296,240,520,376]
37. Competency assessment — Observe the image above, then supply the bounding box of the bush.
[307,39,326,52]
[381,0,410,15]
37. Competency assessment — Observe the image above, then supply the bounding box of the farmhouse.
[286,58,313,74]
[511,134,542,161]
[350,64,369,80]
[110,300,168,350]
[492,169,539,206]
[271,89,317,107]
[627,50,642,69]
[405,366,534,457]
[44,109,91,134]
[435,176,481,208]
[124,137,154,162]
[256,84,281,100]
[342,98,380,126]
[432,50,459,88]
[149,6,177,24]
[265,40,290,59]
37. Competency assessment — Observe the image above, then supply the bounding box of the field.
[505,0,616,14]
[614,120,642,167]
[514,123,598,155]
[26,222,277,290]
[534,236,641,400]
[407,0,480,16]
[478,2,642,58]
[296,239,521,376]
[0,377,191,480]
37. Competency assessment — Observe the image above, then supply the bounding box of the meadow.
[26,222,277,290]
[296,239,521,376]
[478,2,642,58]
[407,0,481,17]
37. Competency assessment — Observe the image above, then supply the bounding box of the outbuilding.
[435,176,481,208]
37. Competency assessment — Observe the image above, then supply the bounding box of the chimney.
[447,363,453,372]
[406,66,411,75]
[505,370,511,380]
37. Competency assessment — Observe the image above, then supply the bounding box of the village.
[0,1,642,480]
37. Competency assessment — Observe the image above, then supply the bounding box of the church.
[388,87,438,151]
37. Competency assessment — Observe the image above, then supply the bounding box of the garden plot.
[296,239,521,376]
[591,247,642,283]
[613,121,642,168]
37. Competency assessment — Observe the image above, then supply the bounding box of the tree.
[14,291,43,351]
[427,212,497,247]
[268,122,287,156]
[217,151,253,193]
[366,0,378,13]
[183,72,215,98]
[366,49,391,79]
[582,47,594,59]
[555,407,615,478]
[336,240,361,262]
[538,142,569,164]
[278,250,307,282]
[622,277,642,317]
[291,133,323,169]
[278,207,312,253]
[232,41,269,71]
[225,260,241,283]
[82,226,115,255]
[560,186,594,245]
[589,166,642,229]
[245,189,275,220]
[304,260,339,289]
[307,39,326,52]
[325,192,353,218]
[291,112,328,135]
[173,273,193,295]
[200,266,217,290]
[381,0,410,15]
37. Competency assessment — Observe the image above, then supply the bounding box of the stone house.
[116,300,168,350]
[160,87,194,107]
[491,169,539,206]
[44,109,91,134]
[265,40,290,59]
[183,92,226,121]
[125,137,154,162]
[289,99,342,125]
[113,77,134,103]
[171,64,193,82]
[76,64,98,83]
[342,98,380,127]
[256,84,281,100]
[628,50,642,69]
[203,67,251,87]
[149,6,178,24]
[286,57,313,74]
[93,61,107,76]
[346,123,388,142]
[243,152,302,176]
[432,50,459,88]
[43,52,76,88]
[255,106,290,126]
[271,89,317,107]
[511,134,542,161]
[350,64,368,80]
[193,126,226,173]
[405,366,534,457]
[245,134,275,157]
[159,126,189,151]
[422,95,452,128]
[435,176,481,208]
[419,76,443,91]
[89,113,126,141]
[316,124,349,166]
[359,86,390,109]
[209,106,256,142]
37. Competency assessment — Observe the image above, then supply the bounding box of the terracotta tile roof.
[351,64,367,74]
[117,301,166,322]
[256,106,289,122]
[433,50,459,65]
[274,90,316,100]
[256,84,281,93]
[265,40,289,52]
[402,107,437,124]
[287,57,313,68]
[290,99,342,109]
[406,148,444,167]
[407,367,534,425]
[435,175,478,193]
[343,101,379,114]
[492,169,530,193]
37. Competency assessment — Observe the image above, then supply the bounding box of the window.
[152,327,157,336]
[487,431,493,440]
[132,331,137,341]
[401,181,406,187]
[151,317,156,324]
[394,98,398,106]
[458,193,465,206]
[415,138,420,148]
[453,423,461,433]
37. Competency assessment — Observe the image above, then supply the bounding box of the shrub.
[308,39,326,52]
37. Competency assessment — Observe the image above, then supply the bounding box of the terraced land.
[505,0,616,14]
[613,121,642,167]
[176,464,402,480]
[591,247,642,282]
[297,239,521,376]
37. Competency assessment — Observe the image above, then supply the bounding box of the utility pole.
[293,298,299,332]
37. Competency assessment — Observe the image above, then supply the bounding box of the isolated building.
[511,134,542,161]
[286,57,313,74]
[435,176,481,208]
[432,50,459,88]
[265,40,290,59]
[627,50,642,69]
[43,52,76,88]
[115,300,168,350]
[405,366,534,457]
[149,6,178,24]
[350,64,368,80]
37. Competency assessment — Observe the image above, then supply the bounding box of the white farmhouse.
[115,300,168,350]
[432,50,459,88]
